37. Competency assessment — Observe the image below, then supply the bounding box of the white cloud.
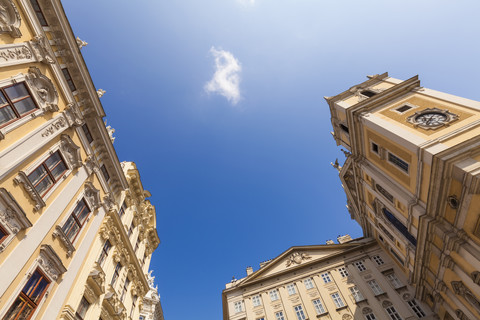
[204,47,242,105]
[237,0,255,5]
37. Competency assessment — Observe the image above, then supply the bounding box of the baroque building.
[326,73,480,320]
[223,237,434,320]
[0,0,160,319]
[139,271,165,320]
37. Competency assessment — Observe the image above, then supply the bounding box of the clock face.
[414,112,448,127]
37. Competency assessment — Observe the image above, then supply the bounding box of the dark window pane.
[0,91,8,105]
[4,83,30,100]
[34,175,54,196]
[361,90,376,98]
[0,105,16,125]
[28,166,48,186]
[75,201,90,225]
[82,124,94,143]
[0,225,8,242]
[383,208,416,246]
[62,216,78,240]
[50,161,67,181]
[30,277,49,303]
[3,297,27,320]
[44,152,62,170]
[30,0,48,26]
[14,98,36,115]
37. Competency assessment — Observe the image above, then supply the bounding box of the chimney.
[246,266,253,275]
[326,240,335,245]
[337,234,353,244]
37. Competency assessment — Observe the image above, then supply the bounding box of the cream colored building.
[223,237,434,320]
[139,271,165,320]
[326,73,480,319]
[0,0,160,319]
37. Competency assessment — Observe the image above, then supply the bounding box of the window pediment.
[0,188,32,251]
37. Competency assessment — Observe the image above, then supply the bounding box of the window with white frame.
[385,273,403,289]
[338,266,349,278]
[365,312,377,320]
[270,289,279,301]
[367,280,383,295]
[331,292,345,308]
[287,283,296,295]
[349,286,364,302]
[234,301,243,313]
[275,311,285,320]
[312,299,326,314]
[407,300,425,318]
[388,152,409,173]
[0,82,38,128]
[303,278,314,289]
[75,296,90,320]
[321,272,331,283]
[61,198,91,243]
[252,295,262,307]
[385,306,402,320]
[293,305,306,320]
[28,150,68,197]
[372,255,384,265]
[354,261,366,272]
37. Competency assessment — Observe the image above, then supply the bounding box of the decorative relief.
[402,293,411,301]
[60,134,82,169]
[13,171,45,212]
[103,193,117,212]
[26,67,59,112]
[342,315,352,320]
[59,305,76,320]
[84,182,101,210]
[0,45,32,62]
[447,195,459,209]
[97,89,105,98]
[37,244,67,281]
[76,37,88,49]
[84,155,100,175]
[0,188,32,251]
[52,225,75,257]
[285,252,310,267]
[100,308,113,320]
[64,102,83,127]
[362,307,373,315]
[455,309,470,320]
[471,271,480,285]
[451,281,480,312]
[0,0,21,38]
[31,35,55,64]
[41,118,66,137]
[83,284,97,303]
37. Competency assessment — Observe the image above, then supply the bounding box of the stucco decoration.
[0,44,33,65]
[0,188,32,251]
[362,308,373,315]
[0,0,21,38]
[84,155,100,175]
[30,35,55,64]
[84,181,101,210]
[342,315,352,320]
[455,309,470,320]
[26,67,59,112]
[471,271,480,285]
[97,89,105,98]
[381,300,393,308]
[37,244,67,281]
[52,225,75,257]
[83,284,97,303]
[64,102,83,127]
[88,263,106,295]
[100,308,113,320]
[59,305,76,320]
[13,171,46,212]
[76,37,88,49]
[451,281,480,312]
[285,252,312,267]
[40,117,67,137]
[60,134,82,169]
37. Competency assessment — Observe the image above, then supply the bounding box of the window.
[385,306,402,320]
[312,299,326,314]
[120,278,130,302]
[257,318,265,320]
[293,305,306,320]
[111,262,122,286]
[386,273,403,289]
[3,269,50,320]
[321,272,331,283]
[287,283,296,295]
[62,199,91,243]
[128,223,134,237]
[372,255,384,265]
[367,280,383,295]
[407,300,425,318]
[118,201,127,218]
[349,286,364,302]
[340,123,349,134]
[303,278,314,289]
[371,142,379,154]
[361,90,376,98]
[234,301,243,313]
[100,164,110,182]
[98,240,112,266]
[0,224,8,245]
[28,150,68,197]
[75,296,90,320]
[395,105,412,113]
[390,248,405,265]
[275,312,285,320]
[269,289,279,301]
[29,0,48,26]
[388,152,409,173]
[135,236,141,252]
[338,266,349,278]
[365,312,377,320]
[376,184,394,203]
[252,295,262,307]
[354,261,366,272]
[62,68,76,92]
[383,208,417,246]
[0,82,38,128]
[131,295,138,318]
[82,124,94,144]
[331,292,345,308]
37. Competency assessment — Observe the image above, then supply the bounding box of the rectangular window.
[62,68,76,92]
[388,152,409,173]
[294,305,306,320]
[354,261,366,272]
[275,312,285,320]
[111,262,122,286]
[82,124,94,144]
[118,201,127,218]
[234,301,243,313]
[100,164,110,182]
[135,236,140,252]
[287,283,296,295]
[75,296,90,320]
[331,292,345,308]
[338,266,349,278]
[321,272,331,283]
[3,269,50,320]
[390,248,405,265]
[29,0,48,26]
[128,223,134,237]
[349,286,364,302]
[367,280,384,295]
[386,273,403,289]
[365,313,377,320]
[395,105,412,113]
[269,289,279,301]
[407,300,425,318]
[372,255,384,265]
[379,223,395,241]
[303,278,314,289]
[376,184,394,203]
[62,199,91,243]
[0,82,38,128]
[383,207,417,246]
[0,223,8,245]
[371,142,379,154]
[385,306,402,320]
[312,299,326,315]
[252,295,261,307]
[120,278,130,302]
[131,295,138,318]
[361,90,376,98]
[98,240,112,266]
[28,150,68,197]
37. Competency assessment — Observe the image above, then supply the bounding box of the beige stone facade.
[223,237,434,320]
[0,0,160,319]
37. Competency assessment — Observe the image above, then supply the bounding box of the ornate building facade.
[223,237,434,320]
[0,0,160,319]
[326,73,480,319]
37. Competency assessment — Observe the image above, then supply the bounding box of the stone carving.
[0,188,32,251]
[38,244,67,281]
[382,300,393,308]
[59,305,76,320]
[84,155,100,175]
[0,45,32,62]
[97,89,105,98]
[342,315,352,320]
[103,193,116,212]
[105,122,115,144]
[471,271,480,285]
[76,37,88,49]
[52,225,75,257]
[0,0,21,38]
[41,117,66,137]
[402,293,411,301]
[285,252,312,267]
[64,102,83,127]
[31,35,55,64]
[100,308,113,320]
[88,263,106,295]
[455,309,470,320]
[83,284,97,303]
[26,67,59,112]
[84,182,101,210]
[451,281,480,312]
[362,307,373,314]
[60,134,82,169]
[13,171,46,212]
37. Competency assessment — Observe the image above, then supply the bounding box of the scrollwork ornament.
[26,67,59,112]
[31,35,55,64]
[0,0,21,38]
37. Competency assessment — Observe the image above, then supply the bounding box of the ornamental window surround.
[303,278,314,289]
[407,300,425,318]
[287,283,296,295]
[252,295,262,307]
[61,198,91,243]
[270,289,279,301]
[293,305,306,320]
[27,150,67,197]
[0,188,32,252]
[75,296,90,320]
[0,82,38,129]
[331,292,345,309]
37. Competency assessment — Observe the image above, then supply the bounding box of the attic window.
[339,124,349,134]
[361,90,376,98]
[396,105,412,113]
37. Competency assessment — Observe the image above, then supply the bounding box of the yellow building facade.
[0,0,160,319]
[326,73,480,319]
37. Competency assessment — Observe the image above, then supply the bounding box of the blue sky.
[62,1,480,319]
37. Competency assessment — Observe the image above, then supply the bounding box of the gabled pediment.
[339,156,360,218]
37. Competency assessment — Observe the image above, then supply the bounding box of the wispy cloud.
[204,47,242,105]
[237,0,255,5]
